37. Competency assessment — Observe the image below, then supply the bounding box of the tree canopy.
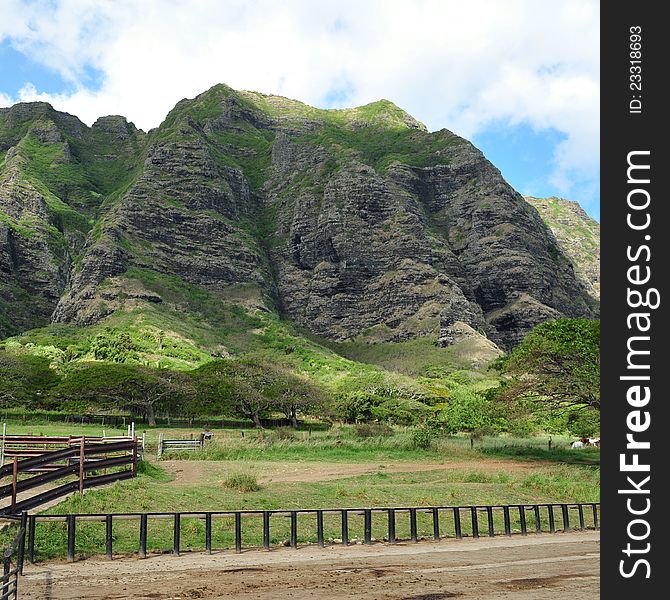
[493,318,600,413]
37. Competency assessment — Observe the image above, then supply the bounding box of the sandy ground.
[160,459,545,486]
[20,531,599,600]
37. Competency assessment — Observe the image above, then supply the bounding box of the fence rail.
[9,502,599,563]
[0,438,138,515]
[1,514,26,600]
[156,433,206,458]
[0,435,136,470]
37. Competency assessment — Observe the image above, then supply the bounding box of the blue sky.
[0,0,599,221]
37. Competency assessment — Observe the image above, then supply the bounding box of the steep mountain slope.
[1,85,596,353]
[0,102,145,335]
[525,196,600,300]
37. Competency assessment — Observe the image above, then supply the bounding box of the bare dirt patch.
[160,458,543,486]
[21,531,599,600]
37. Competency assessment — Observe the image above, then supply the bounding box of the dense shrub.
[354,422,395,438]
[89,328,139,363]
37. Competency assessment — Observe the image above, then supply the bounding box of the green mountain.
[524,196,600,300]
[0,85,598,418]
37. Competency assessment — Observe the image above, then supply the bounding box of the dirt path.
[20,531,599,599]
[160,458,544,486]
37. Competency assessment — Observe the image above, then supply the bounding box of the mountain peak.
[1,89,596,348]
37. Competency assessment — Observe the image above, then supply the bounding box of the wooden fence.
[8,502,599,564]
[0,437,139,515]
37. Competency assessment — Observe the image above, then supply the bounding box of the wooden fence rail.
[0,438,138,515]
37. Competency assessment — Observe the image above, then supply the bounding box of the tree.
[51,363,193,424]
[493,318,600,414]
[0,351,58,408]
[265,367,325,427]
[192,359,275,428]
[122,367,194,426]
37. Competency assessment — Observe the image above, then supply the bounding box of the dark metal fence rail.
[1,514,26,600]
[18,502,599,563]
[0,439,138,515]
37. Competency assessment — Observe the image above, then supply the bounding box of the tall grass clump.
[222,473,261,492]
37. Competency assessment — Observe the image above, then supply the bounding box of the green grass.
[3,453,598,561]
[326,336,494,377]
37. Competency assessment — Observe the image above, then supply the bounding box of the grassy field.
[0,421,599,561]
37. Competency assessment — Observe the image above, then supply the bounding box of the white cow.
[570,440,584,449]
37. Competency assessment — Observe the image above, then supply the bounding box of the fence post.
[11,457,18,512]
[409,508,418,542]
[67,515,76,562]
[132,436,138,477]
[578,504,585,530]
[79,438,85,493]
[518,505,527,535]
[157,433,164,459]
[139,514,148,558]
[592,503,599,530]
[453,507,462,539]
[106,515,113,560]
[341,510,349,545]
[290,511,297,548]
[432,508,440,540]
[547,504,555,533]
[17,511,27,575]
[503,506,511,536]
[263,512,271,550]
[470,507,479,539]
[235,513,242,553]
[561,504,570,531]
[1,422,6,467]
[316,511,324,547]
[364,509,372,544]
[206,513,212,554]
[388,509,396,543]
[27,514,36,564]
[487,506,495,537]
[534,505,541,533]
[173,513,181,555]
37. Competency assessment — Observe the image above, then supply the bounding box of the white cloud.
[1,0,599,209]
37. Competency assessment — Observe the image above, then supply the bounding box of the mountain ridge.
[1,85,597,354]
[524,195,600,300]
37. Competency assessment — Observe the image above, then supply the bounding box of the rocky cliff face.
[0,85,596,349]
[525,196,600,300]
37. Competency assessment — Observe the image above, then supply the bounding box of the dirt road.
[21,531,599,599]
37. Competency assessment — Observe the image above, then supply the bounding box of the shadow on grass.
[479,446,600,466]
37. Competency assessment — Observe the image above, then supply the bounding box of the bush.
[412,425,437,450]
[274,427,296,440]
[354,422,394,438]
[222,473,261,492]
[370,398,431,425]
[332,391,383,423]
[89,328,139,363]
[440,386,497,434]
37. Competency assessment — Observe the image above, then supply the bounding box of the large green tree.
[493,318,600,413]
[0,351,58,408]
[51,363,194,424]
